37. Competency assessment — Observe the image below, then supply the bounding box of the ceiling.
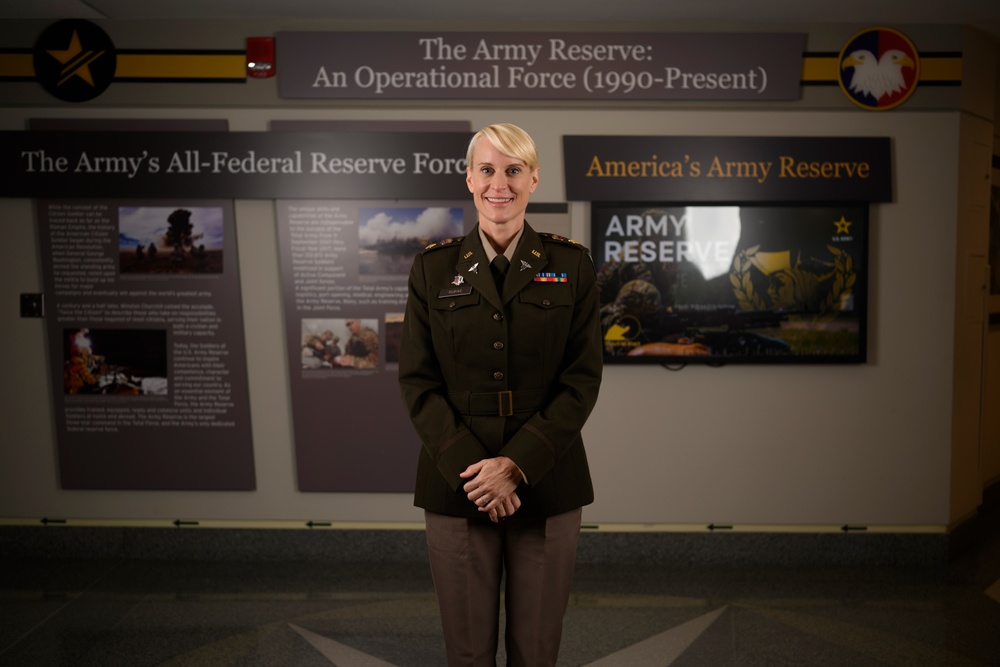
[2,0,1000,39]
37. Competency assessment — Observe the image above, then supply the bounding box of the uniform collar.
[478,224,525,265]
[462,221,545,268]
[456,222,548,307]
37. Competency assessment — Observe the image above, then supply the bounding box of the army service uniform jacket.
[399,222,603,520]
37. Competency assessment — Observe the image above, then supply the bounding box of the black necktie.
[491,255,509,293]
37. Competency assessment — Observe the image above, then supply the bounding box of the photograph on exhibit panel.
[118,205,224,275]
[63,327,168,396]
[357,205,465,276]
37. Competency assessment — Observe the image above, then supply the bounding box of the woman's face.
[466,137,538,232]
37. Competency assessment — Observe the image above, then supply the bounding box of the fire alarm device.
[246,37,275,78]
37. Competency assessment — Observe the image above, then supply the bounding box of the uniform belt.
[448,389,550,417]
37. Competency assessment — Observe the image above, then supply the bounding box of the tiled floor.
[2,524,999,666]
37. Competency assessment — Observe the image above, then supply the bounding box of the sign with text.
[276,32,805,101]
[39,198,256,490]
[0,130,472,199]
[563,136,893,202]
[277,199,475,492]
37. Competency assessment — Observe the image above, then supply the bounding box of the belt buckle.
[498,390,513,416]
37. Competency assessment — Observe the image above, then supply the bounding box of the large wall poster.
[278,199,476,492]
[592,203,869,364]
[38,198,256,489]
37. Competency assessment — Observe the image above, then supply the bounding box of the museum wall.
[0,18,994,533]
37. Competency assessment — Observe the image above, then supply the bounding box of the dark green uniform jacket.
[399,222,603,519]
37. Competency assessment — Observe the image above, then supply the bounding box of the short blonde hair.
[466,123,539,172]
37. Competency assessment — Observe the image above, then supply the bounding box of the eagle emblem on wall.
[838,27,920,111]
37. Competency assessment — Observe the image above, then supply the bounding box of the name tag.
[438,285,473,298]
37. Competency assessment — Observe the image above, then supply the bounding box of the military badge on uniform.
[468,262,479,274]
[451,275,464,286]
[519,260,532,272]
[534,272,568,283]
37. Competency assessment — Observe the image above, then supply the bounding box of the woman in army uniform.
[398,124,603,667]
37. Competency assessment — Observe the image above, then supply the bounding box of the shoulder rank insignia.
[423,236,465,252]
[539,232,590,254]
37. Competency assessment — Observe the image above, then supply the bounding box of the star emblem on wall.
[47,30,106,87]
[33,19,117,102]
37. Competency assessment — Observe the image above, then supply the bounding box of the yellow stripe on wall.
[0,52,34,77]
[0,52,245,79]
[802,55,962,83]
[115,54,246,79]
[2,52,960,85]
[919,57,962,81]
[801,56,841,82]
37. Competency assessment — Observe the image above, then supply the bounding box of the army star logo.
[48,31,103,86]
[34,19,117,102]
[834,216,853,235]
